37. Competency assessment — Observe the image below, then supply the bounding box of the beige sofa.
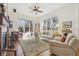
[49,33,79,56]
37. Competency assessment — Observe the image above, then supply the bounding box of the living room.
[0,3,79,56]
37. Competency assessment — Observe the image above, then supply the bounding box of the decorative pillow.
[60,36,66,42]
[65,33,76,44]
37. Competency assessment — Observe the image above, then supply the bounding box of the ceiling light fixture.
[29,4,43,15]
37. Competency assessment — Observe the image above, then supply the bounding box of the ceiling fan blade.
[37,10,43,13]
[39,10,43,13]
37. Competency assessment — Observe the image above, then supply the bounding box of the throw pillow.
[60,36,66,42]
[60,33,67,42]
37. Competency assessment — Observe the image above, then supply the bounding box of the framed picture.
[62,21,72,28]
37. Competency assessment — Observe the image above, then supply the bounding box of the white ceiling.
[6,3,68,17]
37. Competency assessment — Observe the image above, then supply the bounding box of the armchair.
[49,33,79,56]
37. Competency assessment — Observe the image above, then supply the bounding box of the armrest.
[39,34,52,39]
[49,40,69,48]
[68,38,79,49]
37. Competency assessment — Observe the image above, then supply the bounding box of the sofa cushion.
[54,37,61,41]
[68,38,79,50]
[65,33,76,44]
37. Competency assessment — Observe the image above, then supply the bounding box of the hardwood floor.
[39,50,50,56]
[15,41,24,56]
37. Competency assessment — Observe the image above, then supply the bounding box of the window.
[16,19,34,32]
[41,16,58,35]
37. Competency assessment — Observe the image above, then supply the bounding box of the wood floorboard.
[15,41,24,56]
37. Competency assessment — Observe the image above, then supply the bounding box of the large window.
[16,19,34,32]
[40,16,58,35]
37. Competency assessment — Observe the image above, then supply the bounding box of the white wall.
[78,4,79,38]
[5,7,36,31]
[40,4,79,38]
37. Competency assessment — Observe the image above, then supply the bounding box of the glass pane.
[51,16,58,30]
[43,20,46,31]
[47,19,51,30]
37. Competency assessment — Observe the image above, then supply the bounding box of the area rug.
[19,39,49,56]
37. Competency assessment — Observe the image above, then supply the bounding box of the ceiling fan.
[29,5,43,15]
